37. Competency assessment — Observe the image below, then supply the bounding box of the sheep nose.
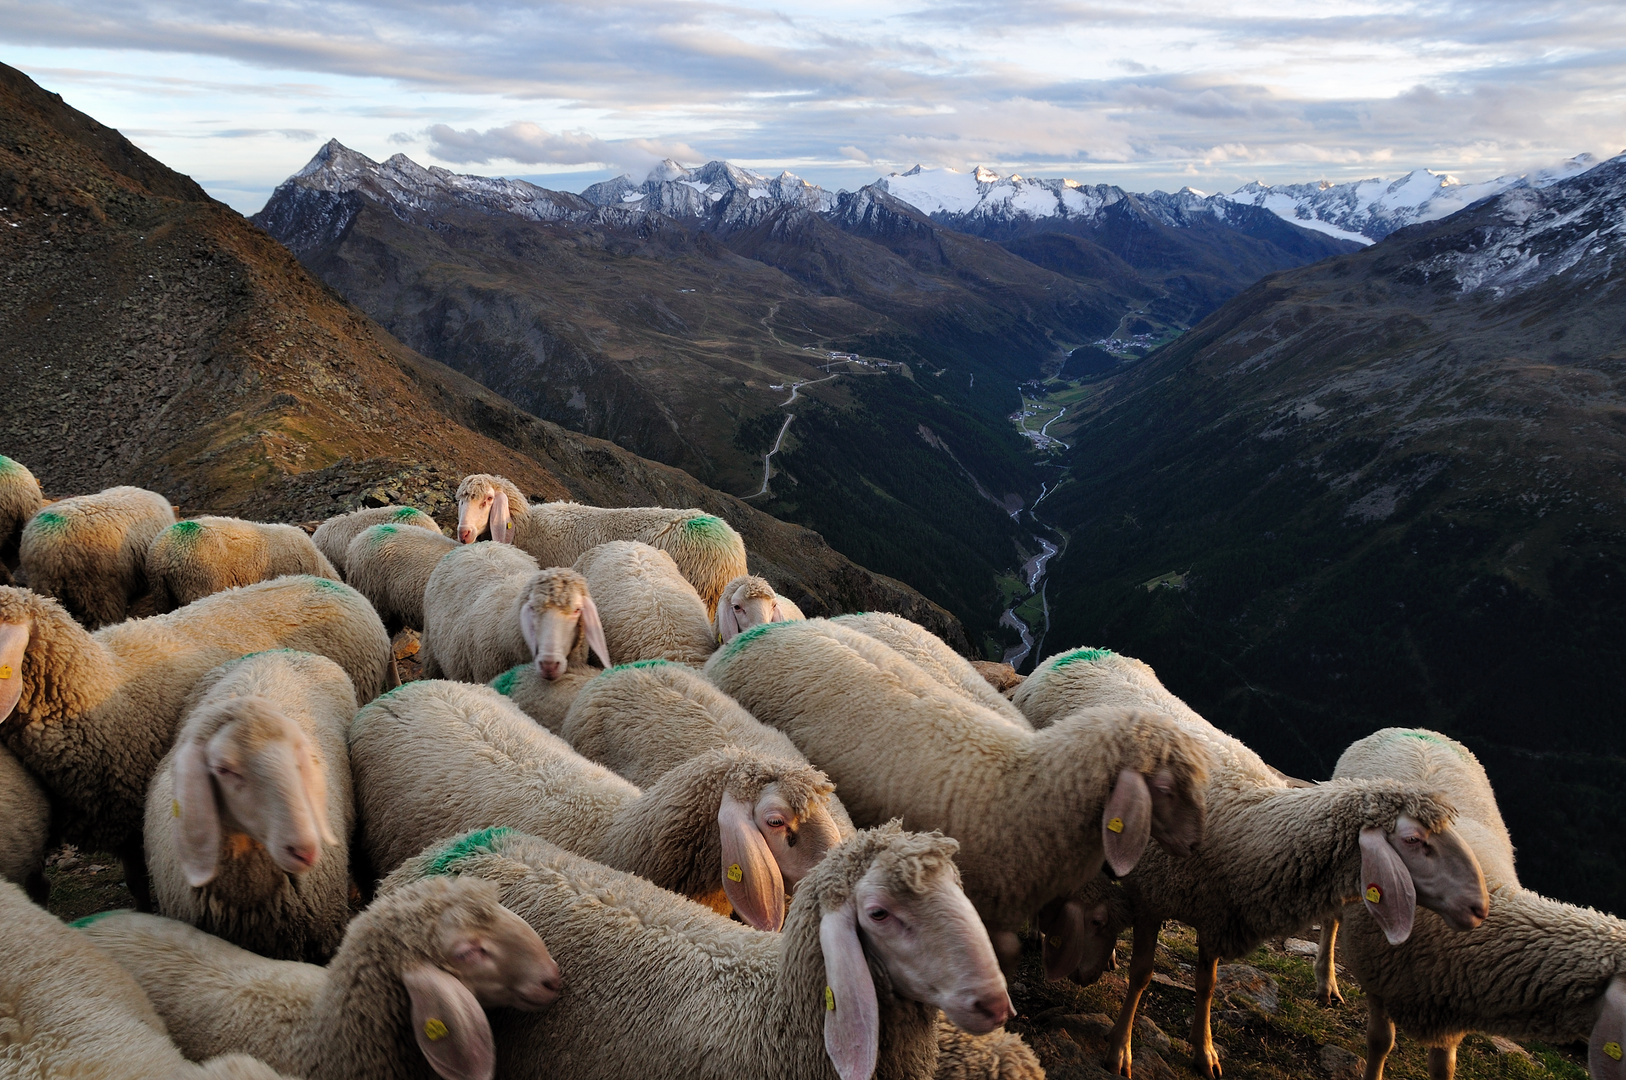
[458,528,474,543]
[1468,899,1488,923]
[972,992,1013,1027]
[284,843,319,871]
[538,659,563,680]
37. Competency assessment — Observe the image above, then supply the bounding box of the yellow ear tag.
[1106,817,1125,834]
[423,1018,448,1042]
[0,665,11,679]
[505,521,513,531]
[1365,884,1383,904]
[171,799,181,819]
[824,985,835,1011]
[1605,1042,1622,1061]
[726,863,744,883]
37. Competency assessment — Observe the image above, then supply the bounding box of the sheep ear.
[1036,897,1088,980]
[819,899,880,1080]
[719,791,784,931]
[0,623,27,722]
[1359,827,1418,945]
[1102,769,1153,877]
[402,963,495,1080]
[295,736,338,847]
[488,490,512,545]
[1589,976,1626,1080]
[173,741,222,888]
[718,600,741,643]
[769,598,784,623]
[578,595,611,669]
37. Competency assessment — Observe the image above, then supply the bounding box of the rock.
[1216,963,1279,1013]
[1284,937,1320,956]
[1151,971,1193,991]
[391,628,421,662]
[1131,1045,1178,1080]
[1134,1015,1172,1056]
[1489,1035,1532,1060]
[1318,1043,1364,1080]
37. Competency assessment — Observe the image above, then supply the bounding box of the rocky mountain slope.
[1042,153,1626,913]
[0,62,961,644]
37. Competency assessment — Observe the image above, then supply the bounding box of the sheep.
[0,879,295,1079]
[419,543,610,683]
[144,650,358,962]
[311,504,442,577]
[717,573,806,642]
[490,662,595,733]
[1010,649,1489,1079]
[454,472,748,617]
[344,521,458,632]
[0,453,43,572]
[703,618,1212,981]
[77,874,560,1080]
[1311,728,1626,1080]
[552,658,856,834]
[833,611,1031,729]
[382,821,1017,1080]
[0,577,389,910]
[146,516,342,612]
[349,678,844,931]
[18,485,175,628]
[0,741,49,903]
[573,540,717,667]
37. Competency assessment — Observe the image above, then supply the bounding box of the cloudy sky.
[3,0,1623,213]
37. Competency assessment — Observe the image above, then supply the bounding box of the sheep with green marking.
[145,516,341,612]
[0,577,389,910]
[344,521,457,632]
[453,472,748,617]
[0,453,43,575]
[0,880,298,1080]
[19,485,175,628]
[310,504,442,577]
[716,573,806,643]
[350,678,845,931]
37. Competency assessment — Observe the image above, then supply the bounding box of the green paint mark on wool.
[426,827,512,877]
[311,577,344,592]
[166,520,204,542]
[30,510,67,532]
[1395,729,1470,759]
[1051,647,1114,670]
[371,525,399,546]
[608,658,674,673]
[0,455,16,473]
[70,909,127,928]
[491,666,522,696]
[682,514,729,542]
[722,620,782,659]
[390,507,423,521]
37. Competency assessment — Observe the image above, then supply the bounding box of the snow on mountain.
[1227,155,1606,244]
[877,165,1122,225]
[580,158,836,222]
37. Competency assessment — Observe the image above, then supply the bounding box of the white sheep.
[716,573,805,642]
[146,516,341,612]
[454,472,748,617]
[0,577,389,909]
[77,874,560,1080]
[0,879,294,1079]
[1012,648,1488,1079]
[833,611,1031,729]
[419,543,609,683]
[553,658,857,835]
[0,741,49,903]
[489,662,595,733]
[310,503,441,577]
[144,650,358,962]
[344,520,458,632]
[703,618,1211,980]
[350,678,844,931]
[383,822,1017,1080]
[0,453,43,573]
[573,540,717,667]
[18,485,175,628]
[1315,727,1626,1080]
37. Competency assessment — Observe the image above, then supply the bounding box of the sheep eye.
[734,604,745,612]
[766,816,786,829]
[867,908,889,922]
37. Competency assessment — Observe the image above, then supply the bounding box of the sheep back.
[146,517,340,612]
[344,522,457,631]
[0,741,49,891]
[311,504,441,576]
[833,612,1030,729]
[19,485,175,628]
[491,662,595,733]
[573,540,717,666]
[418,541,540,682]
[0,454,43,566]
[145,650,358,961]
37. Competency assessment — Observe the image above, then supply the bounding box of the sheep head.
[1357,790,1487,944]
[716,575,785,643]
[518,569,610,679]
[455,474,527,545]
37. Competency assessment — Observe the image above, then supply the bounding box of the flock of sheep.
[0,449,1622,1080]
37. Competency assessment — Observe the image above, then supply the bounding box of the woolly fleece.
[833,612,1029,729]
[311,504,441,576]
[19,485,175,628]
[344,522,457,632]
[573,540,717,667]
[146,516,341,612]
[0,454,42,568]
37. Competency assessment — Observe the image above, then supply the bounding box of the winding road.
[746,372,842,500]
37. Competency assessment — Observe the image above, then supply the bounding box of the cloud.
[424,122,698,170]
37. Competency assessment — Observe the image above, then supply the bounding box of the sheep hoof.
[1194,1047,1223,1077]
[1317,989,1344,1007]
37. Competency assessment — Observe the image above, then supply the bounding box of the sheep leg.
[1105,916,1161,1077]
[1190,940,1223,1077]
[116,839,153,914]
[1363,995,1395,1080]
[1426,1040,1459,1080]
[1316,916,1343,1005]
